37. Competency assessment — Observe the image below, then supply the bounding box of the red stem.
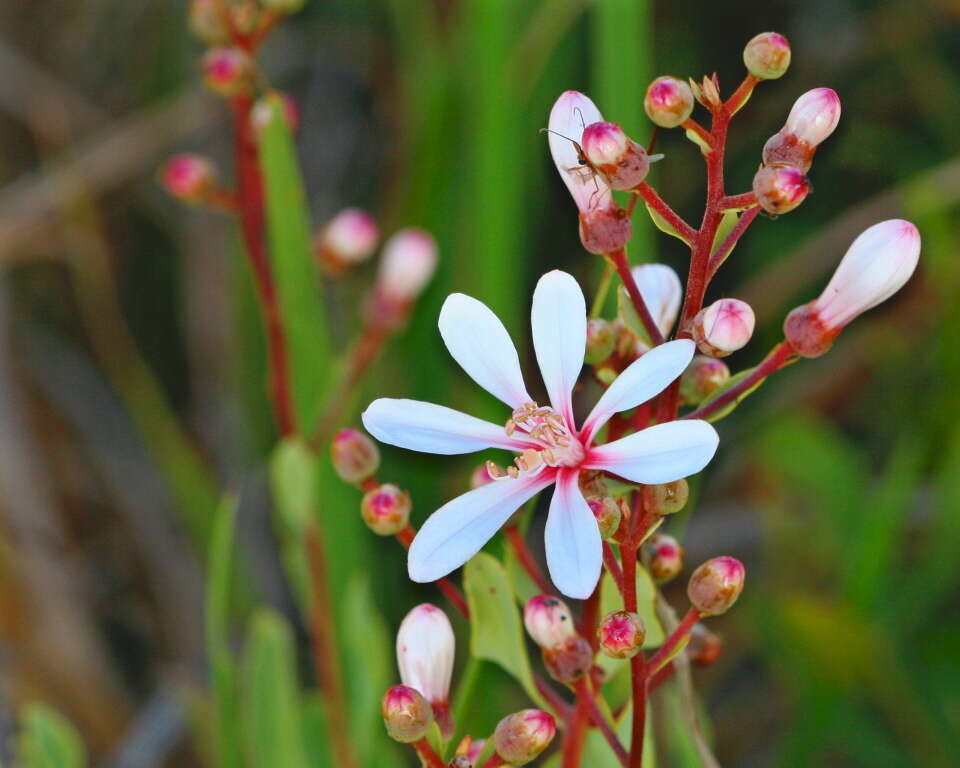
[480,756,508,768]
[581,680,630,767]
[609,248,665,346]
[683,341,794,421]
[232,95,298,436]
[414,740,447,768]
[561,680,592,768]
[705,204,761,281]
[633,182,697,243]
[535,673,571,719]
[505,526,552,594]
[718,191,757,210]
[647,661,675,692]
[681,118,712,147]
[646,608,700,676]
[396,526,470,618]
[602,542,623,592]
[578,582,601,649]
[621,542,647,768]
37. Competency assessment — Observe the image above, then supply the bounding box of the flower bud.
[316,208,380,271]
[542,636,594,684]
[397,604,455,737]
[377,228,438,303]
[361,484,411,536]
[547,91,613,214]
[784,219,921,358]
[687,556,745,616]
[691,298,755,357]
[680,355,730,405]
[188,0,229,44]
[331,429,379,484]
[644,533,684,583]
[686,623,723,666]
[451,737,486,767]
[160,154,216,203]
[579,203,632,255]
[597,610,646,659]
[523,595,576,649]
[641,479,689,516]
[382,685,433,743]
[202,47,255,97]
[581,122,650,190]
[470,463,495,489]
[752,164,810,215]
[586,496,622,540]
[493,709,556,766]
[644,76,695,128]
[743,32,791,80]
[251,92,300,135]
[631,263,682,339]
[585,318,615,364]
[763,88,841,171]
[262,0,307,14]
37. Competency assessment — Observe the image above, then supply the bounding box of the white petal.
[544,470,602,599]
[547,91,612,213]
[408,474,555,583]
[585,420,719,484]
[631,263,683,337]
[531,271,586,427]
[439,293,531,409]
[581,340,695,444]
[362,399,530,455]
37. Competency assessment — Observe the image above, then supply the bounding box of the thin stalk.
[632,183,697,243]
[602,542,623,591]
[718,191,757,210]
[705,204,761,281]
[645,607,699,675]
[505,525,552,594]
[622,547,646,768]
[560,681,591,768]
[591,262,616,318]
[582,680,629,767]
[414,740,447,768]
[608,248,664,346]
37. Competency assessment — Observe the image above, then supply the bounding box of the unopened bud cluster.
[743,32,791,80]
[361,484,410,536]
[524,595,593,684]
[691,298,755,357]
[493,709,556,765]
[687,556,746,616]
[331,428,380,484]
[597,610,646,659]
[644,76,695,128]
[316,208,380,272]
[160,154,217,204]
[644,533,685,583]
[202,47,255,96]
[382,685,432,743]
[396,604,456,740]
[580,122,650,190]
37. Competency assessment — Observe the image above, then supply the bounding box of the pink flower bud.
[397,604,455,705]
[644,533,684,583]
[547,91,612,214]
[644,76,695,128]
[586,495,622,540]
[160,154,216,203]
[641,479,689,517]
[493,709,556,766]
[752,164,810,215]
[579,203,632,255]
[330,428,380,484]
[317,208,380,270]
[763,88,841,171]
[469,463,495,489]
[361,484,411,536]
[251,92,300,134]
[543,635,594,684]
[188,0,229,44]
[743,32,791,80]
[680,355,730,404]
[687,623,723,666]
[687,556,745,616]
[597,610,646,659]
[631,263,683,338]
[585,318,615,364]
[581,122,650,190]
[523,595,575,649]
[382,685,433,743]
[785,219,920,357]
[377,228,438,303]
[691,298,755,357]
[202,47,254,97]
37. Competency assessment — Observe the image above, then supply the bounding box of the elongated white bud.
[396,603,454,705]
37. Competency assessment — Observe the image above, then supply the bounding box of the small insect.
[541,108,605,209]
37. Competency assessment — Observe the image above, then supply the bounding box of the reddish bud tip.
[691,298,756,357]
[377,228,438,303]
[202,47,254,97]
[160,153,216,203]
[680,355,731,405]
[644,533,685,583]
[743,32,791,80]
[381,685,433,743]
[330,428,380,484]
[523,595,576,649]
[753,164,810,215]
[316,208,380,271]
[688,556,746,616]
[644,76,695,128]
[361,484,411,536]
[783,303,835,358]
[578,203,632,255]
[493,709,557,765]
[586,495,622,540]
[585,318,615,364]
[641,479,690,517]
[597,610,646,659]
[581,122,650,190]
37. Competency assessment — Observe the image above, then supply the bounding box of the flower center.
[487,402,585,480]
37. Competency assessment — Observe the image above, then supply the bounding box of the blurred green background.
[0,0,959,765]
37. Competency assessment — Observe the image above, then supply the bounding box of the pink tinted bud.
[378,228,438,303]
[542,636,593,684]
[160,154,216,203]
[752,164,810,214]
[691,298,755,357]
[361,484,410,536]
[644,533,684,583]
[397,604,455,705]
[470,463,495,489]
[579,203,632,255]
[597,610,646,659]
[680,355,731,404]
[581,122,650,190]
[688,556,745,616]
[493,709,557,766]
[523,595,575,649]
[641,480,689,517]
[331,428,380,483]
[586,496,622,540]
[631,263,682,338]
[644,76,695,128]
[382,685,433,743]
[317,208,380,268]
[188,0,229,44]
[202,47,254,97]
[784,88,841,149]
[547,91,612,214]
[743,32,791,80]
[687,623,723,666]
[585,318,615,364]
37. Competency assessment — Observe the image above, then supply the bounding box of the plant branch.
[719,191,757,210]
[505,525,552,594]
[645,607,699,676]
[414,740,447,768]
[582,680,629,767]
[706,204,761,281]
[608,248,664,346]
[632,182,698,243]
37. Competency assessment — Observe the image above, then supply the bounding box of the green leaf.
[16,705,85,768]
[269,438,318,535]
[618,286,652,346]
[463,553,546,709]
[243,610,310,768]
[644,204,693,245]
[684,128,712,155]
[206,498,242,768]
[257,92,331,430]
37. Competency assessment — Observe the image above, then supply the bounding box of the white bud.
[377,229,438,302]
[784,88,841,149]
[630,263,682,338]
[691,298,755,357]
[396,603,454,704]
[523,594,576,650]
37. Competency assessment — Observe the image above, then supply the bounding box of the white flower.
[396,603,454,705]
[363,271,719,599]
[631,263,682,338]
[784,87,841,148]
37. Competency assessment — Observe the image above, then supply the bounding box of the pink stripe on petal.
[544,470,602,599]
